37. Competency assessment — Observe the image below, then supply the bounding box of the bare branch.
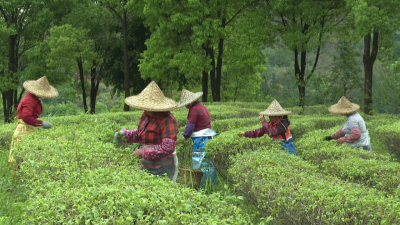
[106,4,123,24]
[0,5,8,22]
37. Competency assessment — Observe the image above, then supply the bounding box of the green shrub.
[211,117,260,134]
[296,127,400,194]
[207,115,345,176]
[7,114,255,224]
[229,149,400,224]
[95,102,109,114]
[0,123,14,149]
[207,125,276,179]
[375,121,400,159]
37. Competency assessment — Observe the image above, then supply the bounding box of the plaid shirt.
[122,112,179,169]
[188,101,212,132]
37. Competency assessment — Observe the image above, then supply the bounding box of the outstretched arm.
[121,128,139,143]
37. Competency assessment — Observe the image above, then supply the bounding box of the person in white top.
[324,96,372,151]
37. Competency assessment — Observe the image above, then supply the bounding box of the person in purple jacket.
[178,89,218,188]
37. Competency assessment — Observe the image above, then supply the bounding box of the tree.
[101,13,151,100]
[135,0,258,102]
[259,0,348,108]
[345,0,400,114]
[0,0,72,122]
[327,41,363,101]
[374,60,400,113]
[59,1,113,114]
[47,24,98,114]
[99,0,135,111]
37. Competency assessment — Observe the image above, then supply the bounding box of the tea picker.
[238,99,296,155]
[177,89,218,189]
[323,96,372,151]
[114,81,180,182]
[9,76,59,172]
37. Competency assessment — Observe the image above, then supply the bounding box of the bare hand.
[336,137,345,145]
[259,115,266,122]
[238,132,245,136]
[131,149,142,158]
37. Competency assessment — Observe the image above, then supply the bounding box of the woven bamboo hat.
[177,89,203,108]
[328,96,360,115]
[260,99,292,116]
[23,76,59,99]
[125,81,178,111]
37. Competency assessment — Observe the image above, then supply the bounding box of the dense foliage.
[1,0,400,123]
[1,102,399,224]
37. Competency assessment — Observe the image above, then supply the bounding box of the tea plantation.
[0,102,399,224]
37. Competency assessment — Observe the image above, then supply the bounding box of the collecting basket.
[177,168,204,190]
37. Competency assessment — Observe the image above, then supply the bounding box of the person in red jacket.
[114,81,179,182]
[9,76,59,171]
[238,99,296,155]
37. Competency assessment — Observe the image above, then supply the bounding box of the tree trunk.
[90,63,100,114]
[208,47,217,101]
[363,31,378,115]
[2,90,14,123]
[202,70,208,102]
[122,8,130,111]
[18,88,25,103]
[201,43,210,102]
[77,59,88,113]
[215,36,224,102]
[294,49,307,108]
[2,33,18,123]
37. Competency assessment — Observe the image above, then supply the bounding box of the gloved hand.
[114,131,126,143]
[42,121,52,129]
[238,132,245,137]
[324,136,333,141]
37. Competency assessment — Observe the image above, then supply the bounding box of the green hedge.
[207,115,346,177]
[207,125,275,179]
[0,123,14,150]
[296,127,400,194]
[211,118,260,134]
[375,121,400,159]
[229,149,400,224]
[4,114,256,224]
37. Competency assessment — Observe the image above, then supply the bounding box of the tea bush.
[207,115,346,178]
[375,121,400,159]
[2,102,400,224]
[211,118,260,134]
[5,114,257,224]
[229,149,400,224]
[205,102,268,111]
[207,125,274,178]
[0,123,14,149]
[296,127,400,194]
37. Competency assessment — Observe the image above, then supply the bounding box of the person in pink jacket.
[238,99,296,155]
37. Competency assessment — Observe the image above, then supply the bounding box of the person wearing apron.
[324,96,372,151]
[9,76,58,172]
[238,99,296,155]
[177,89,218,188]
[114,81,179,182]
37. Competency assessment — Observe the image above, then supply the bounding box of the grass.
[0,148,27,224]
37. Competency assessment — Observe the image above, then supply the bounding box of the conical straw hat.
[328,96,360,115]
[177,89,203,108]
[23,76,59,99]
[125,81,178,111]
[260,99,292,116]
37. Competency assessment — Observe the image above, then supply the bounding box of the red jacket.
[17,92,43,126]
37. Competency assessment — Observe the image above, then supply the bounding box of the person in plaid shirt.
[178,89,218,188]
[114,82,179,182]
